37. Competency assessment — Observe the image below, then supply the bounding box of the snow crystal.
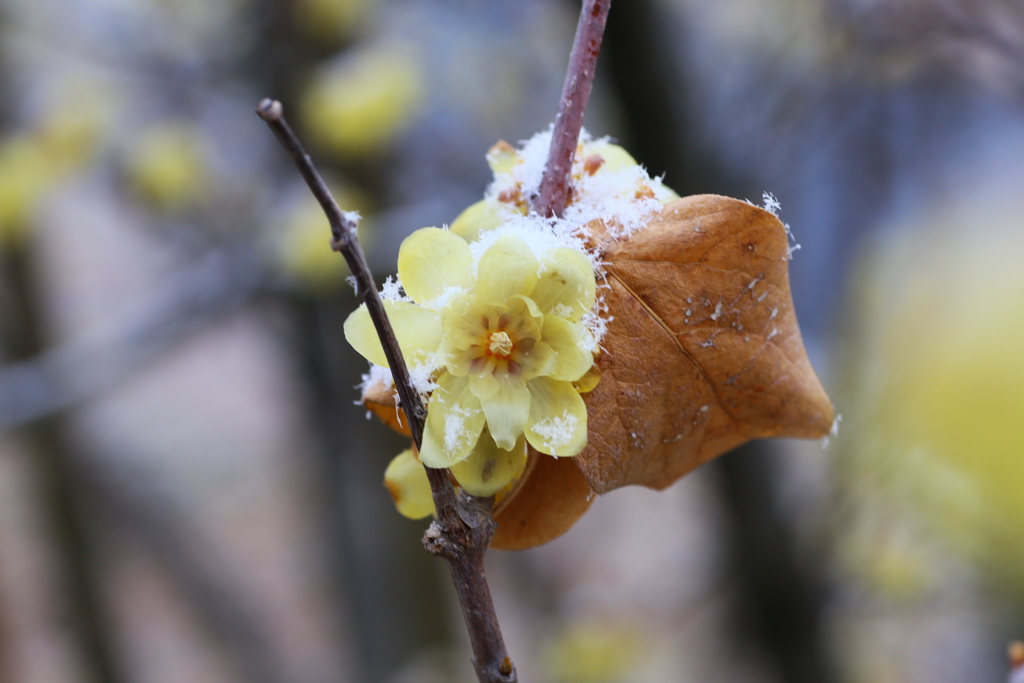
[422,285,467,312]
[530,410,579,451]
[381,275,411,302]
[484,128,668,248]
[761,192,781,217]
[821,414,842,449]
[443,401,477,452]
[408,358,441,398]
[359,364,394,393]
[551,303,576,319]
[752,192,801,260]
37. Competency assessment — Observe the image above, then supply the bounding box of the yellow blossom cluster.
[347,132,678,519]
[345,227,596,500]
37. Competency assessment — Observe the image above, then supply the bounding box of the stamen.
[488,331,514,357]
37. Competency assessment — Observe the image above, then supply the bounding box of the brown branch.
[255,99,516,683]
[533,0,613,218]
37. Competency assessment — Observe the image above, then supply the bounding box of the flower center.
[487,331,514,358]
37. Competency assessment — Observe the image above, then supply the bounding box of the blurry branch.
[1,247,125,683]
[929,0,1024,72]
[78,452,289,683]
[534,0,612,218]
[714,443,837,683]
[0,244,269,433]
[256,99,516,683]
[1,244,293,682]
[833,0,1024,93]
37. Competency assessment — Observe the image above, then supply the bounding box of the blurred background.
[2,0,1024,681]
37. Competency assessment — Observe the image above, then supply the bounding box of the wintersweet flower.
[345,226,598,496]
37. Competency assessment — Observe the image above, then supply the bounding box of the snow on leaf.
[575,194,834,493]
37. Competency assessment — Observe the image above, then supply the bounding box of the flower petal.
[476,234,539,303]
[506,295,542,339]
[384,449,435,519]
[419,372,486,468]
[450,430,528,497]
[486,140,519,175]
[438,297,497,377]
[344,300,442,368]
[587,140,638,174]
[449,199,504,244]
[519,340,557,380]
[525,377,587,456]
[540,316,594,381]
[397,227,473,305]
[469,371,500,401]
[531,247,596,320]
[480,373,531,450]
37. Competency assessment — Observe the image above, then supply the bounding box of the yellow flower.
[345,226,597,496]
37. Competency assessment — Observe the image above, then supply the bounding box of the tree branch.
[256,99,516,683]
[0,245,268,433]
[533,0,612,218]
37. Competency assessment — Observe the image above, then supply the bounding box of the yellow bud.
[293,0,372,43]
[276,183,372,291]
[486,140,519,176]
[300,45,423,160]
[0,135,55,246]
[585,140,638,174]
[126,122,208,212]
[384,449,435,520]
[543,621,641,683]
[449,199,506,243]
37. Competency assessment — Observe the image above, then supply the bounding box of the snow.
[530,409,580,451]
[821,413,842,449]
[359,364,394,393]
[381,275,410,302]
[362,127,679,401]
[443,401,476,452]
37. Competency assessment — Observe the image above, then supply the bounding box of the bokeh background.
[2,0,1024,681]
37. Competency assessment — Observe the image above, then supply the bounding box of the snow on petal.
[397,227,473,305]
[525,377,587,457]
[419,372,485,468]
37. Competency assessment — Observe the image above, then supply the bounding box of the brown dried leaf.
[491,449,594,550]
[360,194,832,548]
[577,195,834,493]
[362,371,411,438]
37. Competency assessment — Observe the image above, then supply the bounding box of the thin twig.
[256,99,516,683]
[533,0,613,218]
